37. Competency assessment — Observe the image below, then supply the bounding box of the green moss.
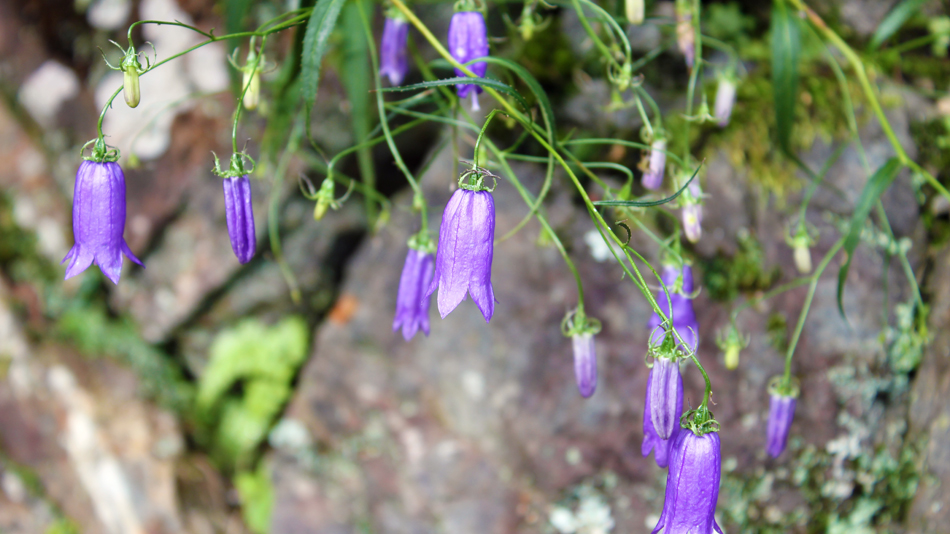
[701,231,780,302]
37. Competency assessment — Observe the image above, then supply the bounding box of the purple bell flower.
[766,393,796,458]
[714,77,736,127]
[652,428,724,534]
[426,188,495,322]
[642,368,682,467]
[63,160,143,284]
[448,11,489,111]
[648,355,683,440]
[682,182,703,243]
[393,247,434,341]
[380,16,410,87]
[642,139,667,191]
[648,264,699,351]
[223,175,256,264]
[571,332,597,398]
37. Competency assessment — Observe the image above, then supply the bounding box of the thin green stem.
[472,109,507,169]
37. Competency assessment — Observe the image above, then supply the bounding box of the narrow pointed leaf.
[836,157,902,317]
[301,0,347,110]
[771,0,800,152]
[870,0,928,50]
[378,76,531,114]
[593,163,701,207]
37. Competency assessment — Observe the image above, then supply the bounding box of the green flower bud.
[123,62,141,108]
[626,0,644,24]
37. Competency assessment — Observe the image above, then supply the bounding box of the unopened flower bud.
[571,332,597,398]
[642,138,667,190]
[123,66,141,108]
[648,355,683,440]
[682,182,703,243]
[313,178,335,220]
[793,242,812,273]
[242,66,261,111]
[626,0,644,24]
[714,77,736,127]
[675,1,695,69]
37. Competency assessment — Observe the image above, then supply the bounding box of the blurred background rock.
[1,0,949,532]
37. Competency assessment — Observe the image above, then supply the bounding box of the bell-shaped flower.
[571,333,597,398]
[642,138,667,191]
[448,10,489,110]
[714,76,736,127]
[380,15,410,86]
[223,175,256,264]
[63,160,143,284]
[426,185,495,322]
[652,428,723,534]
[767,393,797,458]
[393,242,435,341]
[642,367,682,467]
[647,350,683,441]
[648,264,699,351]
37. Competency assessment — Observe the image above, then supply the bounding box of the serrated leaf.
[301,0,347,111]
[771,0,800,153]
[837,157,903,317]
[870,0,929,50]
[379,76,532,116]
[593,163,700,207]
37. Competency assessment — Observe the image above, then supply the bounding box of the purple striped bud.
[63,160,143,284]
[223,175,256,264]
[714,77,736,127]
[642,139,667,190]
[766,394,796,458]
[642,368,682,467]
[652,429,723,534]
[380,16,410,87]
[648,264,699,351]
[449,11,489,110]
[426,188,495,322]
[648,355,683,440]
[571,332,597,398]
[393,247,434,341]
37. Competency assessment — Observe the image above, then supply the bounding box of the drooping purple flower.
[714,77,736,127]
[426,188,495,322]
[648,355,684,440]
[642,368,682,467]
[63,160,143,284]
[682,182,703,243]
[675,3,695,69]
[766,393,797,458]
[448,11,489,110]
[571,332,597,398]
[380,16,410,87]
[642,139,667,191]
[223,175,256,264]
[652,428,723,534]
[648,264,699,351]
[393,248,434,341]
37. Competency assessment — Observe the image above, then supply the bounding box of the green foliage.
[196,316,309,471]
[765,312,788,356]
[0,194,58,284]
[301,0,348,121]
[701,231,780,302]
[869,0,929,50]
[704,3,755,47]
[235,462,276,534]
[884,301,929,374]
[44,519,80,534]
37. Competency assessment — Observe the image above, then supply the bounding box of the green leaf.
[379,76,532,116]
[339,0,376,217]
[870,0,929,50]
[771,0,800,153]
[593,163,700,207]
[301,0,348,111]
[836,157,903,317]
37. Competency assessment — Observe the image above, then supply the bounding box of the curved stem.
[472,109,507,169]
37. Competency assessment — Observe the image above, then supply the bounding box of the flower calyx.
[212,151,256,179]
[680,404,720,436]
[407,231,436,255]
[301,176,355,221]
[561,306,602,339]
[647,324,693,365]
[81,138,120,163]
[458,164,498,192]
[767,374,800,399]
[229,39,267,111]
